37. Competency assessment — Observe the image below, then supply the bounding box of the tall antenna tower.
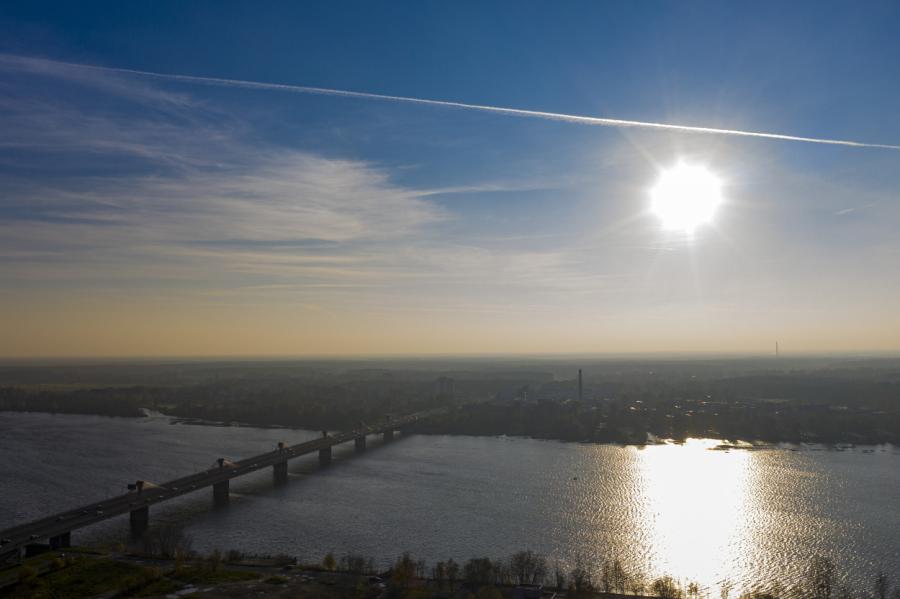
[775,341,779,357]
[578,368,583,401]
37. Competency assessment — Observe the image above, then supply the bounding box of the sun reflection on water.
[635,439,753,592]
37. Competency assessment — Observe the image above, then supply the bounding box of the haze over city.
[3,2,900,358]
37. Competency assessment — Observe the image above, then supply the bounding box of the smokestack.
[578,368,583,402]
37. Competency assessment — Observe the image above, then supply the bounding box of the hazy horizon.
[3,350,900,366]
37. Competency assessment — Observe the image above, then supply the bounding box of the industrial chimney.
[578,368,583,402]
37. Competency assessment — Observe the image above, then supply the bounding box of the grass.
[2,552,267,598]
[132,577,182,596]
[8,557,156,598]
[171,565,261,585]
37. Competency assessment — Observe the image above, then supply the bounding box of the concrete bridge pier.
[213,480,230,506]
[49,531,71,550]
[273,460,288,484]
[129,506,149,537]
[318,446,332,466]
[383,430,395,442]
[354,435,367,453]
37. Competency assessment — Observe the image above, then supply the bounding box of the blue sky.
[1,1,899,357]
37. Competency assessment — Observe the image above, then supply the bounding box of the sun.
[650,163,723,233]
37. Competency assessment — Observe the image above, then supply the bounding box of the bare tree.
[446,558,460,590]
[602,560,613,593]
[339,554,369,573]
[141,524,193,559]
[688,581,700,599]
[569,566,594,599]
[510,550,547,585]
[630,571,648,597]
[612,558,628,594]
[652,576,683,599]
[432,561,447,588]
[464,557,495,586]
[554,561,566,591]
[721,580,734,599]
[206,548,222,572]
[322,551,336,571]
[875,572,889,599]
[494,558,512,585]
[391,552,416,590]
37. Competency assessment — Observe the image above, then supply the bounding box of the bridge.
[0,408,446,559]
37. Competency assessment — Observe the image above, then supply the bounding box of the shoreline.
[2,408,898,453]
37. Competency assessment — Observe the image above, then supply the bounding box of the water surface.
[1,412,898,594]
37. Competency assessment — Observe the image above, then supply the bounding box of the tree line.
[2,362,899,444]
[316,549,899,599]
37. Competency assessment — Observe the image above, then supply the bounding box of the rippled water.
[1,412,898,593]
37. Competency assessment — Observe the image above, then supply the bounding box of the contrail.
[8,54,900,150]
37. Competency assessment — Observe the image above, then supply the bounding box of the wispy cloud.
[2,54,602,312]
[0,58,443,292]
[0,53,195,111]
[834,202,876,216]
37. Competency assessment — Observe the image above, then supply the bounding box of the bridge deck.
[0,408,444,556]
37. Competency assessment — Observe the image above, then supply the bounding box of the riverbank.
[4,404,899,452]
[3,544,896,599]
[1,547,368,598]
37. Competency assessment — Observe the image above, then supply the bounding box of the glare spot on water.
[634,439,752,590]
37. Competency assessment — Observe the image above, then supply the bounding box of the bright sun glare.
[650,163,723,233]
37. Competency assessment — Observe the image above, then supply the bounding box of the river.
[1,411,898,594]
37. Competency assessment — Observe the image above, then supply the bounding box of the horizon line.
[2,350,899,364]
